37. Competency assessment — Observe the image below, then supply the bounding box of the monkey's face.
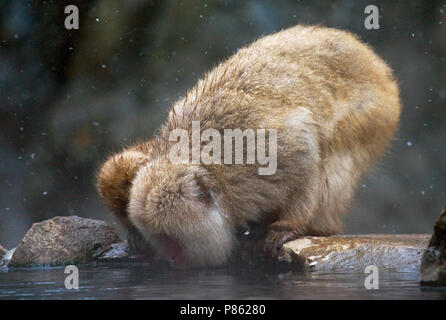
[128,161,235,267]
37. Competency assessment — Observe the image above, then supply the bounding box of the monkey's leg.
[264,163,322,259]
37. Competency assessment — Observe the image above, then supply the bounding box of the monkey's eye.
[194,189,211,204]
[236,226,250,238]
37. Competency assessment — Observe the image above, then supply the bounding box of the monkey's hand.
[264,229,302,260]
[127,225,154,256]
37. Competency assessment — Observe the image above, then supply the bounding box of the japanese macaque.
[97,25,401,267]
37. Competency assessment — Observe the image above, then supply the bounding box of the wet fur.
[97,25,401,266]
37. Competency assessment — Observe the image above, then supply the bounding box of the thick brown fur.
[97,25,401,267]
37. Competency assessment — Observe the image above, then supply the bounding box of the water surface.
[1,262,445,299]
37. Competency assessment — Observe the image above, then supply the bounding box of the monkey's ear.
[97,150,149,227]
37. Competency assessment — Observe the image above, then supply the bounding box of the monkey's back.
[164,25,401,230]
[168,25,400,152]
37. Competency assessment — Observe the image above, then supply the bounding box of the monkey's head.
[128,159,236,267]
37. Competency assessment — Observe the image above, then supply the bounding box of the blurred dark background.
[0,0,445,248]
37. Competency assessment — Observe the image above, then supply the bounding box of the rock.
[420,207,446,286]
[95,241,147,261]
[0,244,6,257]
[4,214,433,272]
[0,248,16,267]
[9,216,121,267]
[0,244,7,266]
[278,234,430,272]
[96,241,130,260]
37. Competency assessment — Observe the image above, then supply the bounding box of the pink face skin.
[157,234,187,265]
